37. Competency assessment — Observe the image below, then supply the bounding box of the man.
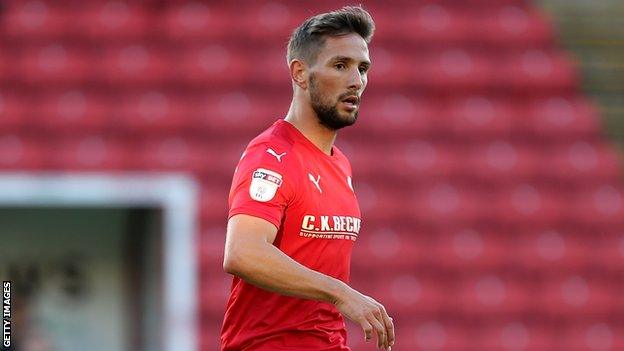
[221,6,394,351]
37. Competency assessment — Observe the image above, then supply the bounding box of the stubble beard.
[309,74,358,131]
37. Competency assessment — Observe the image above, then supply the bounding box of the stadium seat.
[16,44,92,86]
[491,184,566,225]
[161,2,230,42]
[475,321,557,351]
[537,275,616,316]
[459,140,540,182]
[442,96,519,136]
[570,184,624,226]
[50,134,128,170]
[1,1,74,40]
[525,96,601,137]
[0,92,28,131]
[542,141,622,182]
[498,50,578,91]
[559,322,624,351]
[174,44,250,86]
[99,44,172,86]
[31,90,112,132]
[476,5,553,47]
[73,2,151,41]
[0,134,45,170]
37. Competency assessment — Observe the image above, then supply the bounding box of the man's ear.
[289,59,308,90]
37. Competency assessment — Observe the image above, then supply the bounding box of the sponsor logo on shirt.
[299,215,361,241]
[249,168,283,202]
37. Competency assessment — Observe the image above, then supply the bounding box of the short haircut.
[286,6,375,65]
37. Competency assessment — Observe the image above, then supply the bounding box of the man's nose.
[347,67,363,90]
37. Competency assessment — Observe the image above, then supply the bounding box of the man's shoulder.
[246,120,298,156]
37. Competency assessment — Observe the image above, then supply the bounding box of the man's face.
[307,33,371,130]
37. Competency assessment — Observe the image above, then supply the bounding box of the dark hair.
[287,6,375,65]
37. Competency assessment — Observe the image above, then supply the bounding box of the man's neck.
[284,100,337,156]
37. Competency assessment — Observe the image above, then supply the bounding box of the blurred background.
[0,0,623,350]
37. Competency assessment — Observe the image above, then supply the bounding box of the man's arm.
[223,214,395,350]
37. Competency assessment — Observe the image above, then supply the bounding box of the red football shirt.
[221,119,362,350]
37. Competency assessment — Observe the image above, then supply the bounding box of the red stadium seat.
[199,274,230,316]
[379,4,472,45]
[191,91,288,135]
[16,44,92,86]
[476,321,557,351]
[0,134,46,170]
[525,96,601,137]
[99,44,172,86]
[75,2,151,40]
[49,135,128,170]
[560,322,624,351]
[476,5,553,47]
[492,184,566,225]
[537,275,616,316]
[593,230,624,275]
[456,274,534,316]
[497,50,578,91]
[442,96,519,136]
[510,229,591,272]
[347,139,460,181]
[111,91,192,133]
[351,227,427,270]
[0,92,28,131]
[570,185,624,226]
[413,49,495,91]
[30,91,112,133]
[410,182,488,224]
[542,141,622,182]
[1,1,74,40]
[174,44,250,86]
[459,141,540,182]
[199,180,230,222]
[426,228,510,270]
[357,93,441,135]
[161,2,230,42]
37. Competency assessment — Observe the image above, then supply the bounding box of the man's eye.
[359,66,368,73]
[335,63,346,70]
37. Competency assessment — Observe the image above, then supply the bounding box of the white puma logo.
[266,148,286,162]
[308,173,322,193]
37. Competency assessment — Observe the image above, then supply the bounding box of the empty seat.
[476,6,553,46]
[0,134,46,170]
[75,2,151,40]
[491,184,566,225]
[16,44,92,86]
[161,2,230,42]
[570,184,624,225]
[497,50,577,91]
[31,90,112,132]
[537,275,616,316]
[99,44,172,85]
[525,96,601,136]
[2,1,74,40]
[49,135,128,170]
[542,141,622,182]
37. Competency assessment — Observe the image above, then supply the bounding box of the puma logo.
[266,148,286,162]
[308,173,322,193]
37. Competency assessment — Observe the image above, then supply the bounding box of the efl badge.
[249,168,283,202]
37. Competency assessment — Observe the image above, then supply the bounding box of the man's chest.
[285,160,362,242]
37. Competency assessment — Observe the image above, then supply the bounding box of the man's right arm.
[223,214,395,350]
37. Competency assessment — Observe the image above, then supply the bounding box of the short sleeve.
[228,143,296,229]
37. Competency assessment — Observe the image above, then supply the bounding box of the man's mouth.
[341,95,359,110]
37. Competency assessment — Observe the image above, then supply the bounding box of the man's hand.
[333,286,395,350]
